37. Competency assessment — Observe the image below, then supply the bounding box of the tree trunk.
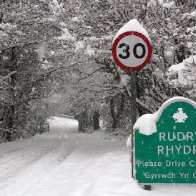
[93,110,100,130]
[110,98,117,129]
[110,94,125,129]
[2,47,18,141]
[3,105,15,141]
[75,111,88,132]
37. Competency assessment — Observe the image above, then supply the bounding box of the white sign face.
[117,35,147,67]
[112,32,152,71]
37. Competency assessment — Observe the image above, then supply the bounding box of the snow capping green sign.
[134,97,196,184]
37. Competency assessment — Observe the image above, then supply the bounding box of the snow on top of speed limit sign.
[113,19,151,43]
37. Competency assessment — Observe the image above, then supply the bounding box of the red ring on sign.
[112,31,152,72]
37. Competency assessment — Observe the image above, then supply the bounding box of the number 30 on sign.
[112,31,152,71]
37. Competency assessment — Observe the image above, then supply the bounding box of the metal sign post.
[130,71,151,190]
[130,70,137,178]
[112,20,152,191]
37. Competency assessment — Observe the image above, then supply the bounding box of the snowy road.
[0,117,195,196]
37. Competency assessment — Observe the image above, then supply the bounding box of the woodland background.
[0,0,195,142]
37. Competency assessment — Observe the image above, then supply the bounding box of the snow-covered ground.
[0,117,195,196]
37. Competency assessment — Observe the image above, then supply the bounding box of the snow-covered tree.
[0,0,67,141]
[1,0,195,139]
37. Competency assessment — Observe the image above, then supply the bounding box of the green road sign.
[134,97,196,184]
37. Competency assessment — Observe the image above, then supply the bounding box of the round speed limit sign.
[112,31,152,71]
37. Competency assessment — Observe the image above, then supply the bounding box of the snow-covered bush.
[167,55,196,100]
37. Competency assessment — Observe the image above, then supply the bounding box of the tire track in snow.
[21,133,130,196]
[0,117,79,196]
